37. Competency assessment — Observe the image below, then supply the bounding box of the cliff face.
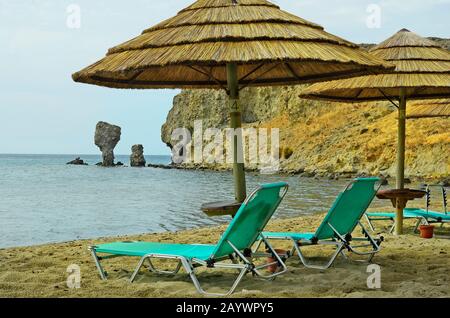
[162,86,449,179]
[162,38,450,180]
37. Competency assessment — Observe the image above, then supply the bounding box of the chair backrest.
[210,182,288,260]
[423,185,448,215]
[444,187,448,215]
[314,178,380,240]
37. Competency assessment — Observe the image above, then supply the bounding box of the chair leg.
[413,218,424,233]
[130,256,148,283]
[252,239,263,254]
[365,214,376,232]
[293,241,345,270]
[229,254,239,265]
[251,236,288,280]
[289,245,297,257]
[347,223,382,263]
[130,254,250,297]
[389,220,396,234]
[131,255,183,282]
[90,248,107,280]
[339,248,349,260]
[183,258,250,297]
[145,258,182,275]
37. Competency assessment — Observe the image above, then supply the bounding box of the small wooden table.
[376,189,426,235]
[201,200,242,217]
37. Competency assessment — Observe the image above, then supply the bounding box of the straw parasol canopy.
[72,0,392,89]
[73,0,393,204]
[407,100,450,118]
[300,29,450,235]
[300,29,450,102]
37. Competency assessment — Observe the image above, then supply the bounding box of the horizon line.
[0,153,171,156]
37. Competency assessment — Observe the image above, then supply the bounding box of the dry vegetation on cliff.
[162,86,449,180]
[260,103,449,179]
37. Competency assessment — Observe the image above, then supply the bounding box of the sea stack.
[94,121,121,167]
[130,144,146,167]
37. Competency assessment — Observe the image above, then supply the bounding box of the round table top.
[376,188,426,201]
[201,200,242,217]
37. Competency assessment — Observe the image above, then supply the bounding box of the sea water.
[0,154,391,248]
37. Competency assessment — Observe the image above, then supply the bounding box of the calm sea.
[0,154,390,248]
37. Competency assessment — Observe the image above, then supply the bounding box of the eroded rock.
[94,122,121,167]
[148,163,174,170]
[130,144,146,167]
[67,157,87,165]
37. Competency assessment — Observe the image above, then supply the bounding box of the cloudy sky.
[1,0,449,155]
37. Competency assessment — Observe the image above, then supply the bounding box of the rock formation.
[130,144,146,167]
[67,157,87,165]
[148,163,175,169]
[94,122,121,167]
[161,86,449,179]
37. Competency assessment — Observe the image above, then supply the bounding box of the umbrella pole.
[227,63,247,202]
[394,88,407,235]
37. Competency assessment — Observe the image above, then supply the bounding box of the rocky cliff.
[162,39,450,180]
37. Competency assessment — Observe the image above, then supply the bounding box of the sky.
[0,0,449,155]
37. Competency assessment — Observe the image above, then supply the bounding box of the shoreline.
[61,155,448,184]
[1,213,449,298]
[0,206,332,250]
[147,163,449,185]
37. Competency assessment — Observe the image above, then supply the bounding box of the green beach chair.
[364,210,420,234]
[259,178,383,270]
[365,185,449,233]
[89,182,289,296]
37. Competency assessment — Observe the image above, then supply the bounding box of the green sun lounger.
[365,209,422,233]
[259,178,383,270]
[365,185,448,233]
[89,182,289,296]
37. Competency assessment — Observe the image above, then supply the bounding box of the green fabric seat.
[262,232,315,241]
[95,242,217,260]
[410,209,450,221]
[366,208,422,219]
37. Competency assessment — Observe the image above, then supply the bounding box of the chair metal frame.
[257,221,382,270]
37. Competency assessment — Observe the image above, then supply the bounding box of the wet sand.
[1,212,449,298]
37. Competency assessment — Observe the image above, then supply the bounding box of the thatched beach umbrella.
[301,29,450,234]
[73,0,392,203]
[407,100,450,119]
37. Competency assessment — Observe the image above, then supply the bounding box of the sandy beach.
[1,210,449,298]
